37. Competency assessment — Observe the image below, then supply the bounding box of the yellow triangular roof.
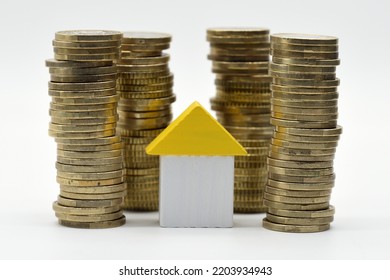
[146,101,247,156]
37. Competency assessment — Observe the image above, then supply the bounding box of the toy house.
[146,101,247,227]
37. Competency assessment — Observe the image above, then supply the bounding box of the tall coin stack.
[263,33,342,233]
[47,30,127,229]
[207,28,273,213]
[117,32,175,211]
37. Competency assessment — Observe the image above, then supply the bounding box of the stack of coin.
[262,33,342,233]
[47,30,127,229]
[117,32,175,211]
[207,27,273,213]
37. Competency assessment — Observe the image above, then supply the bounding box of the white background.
[0,0,389,260]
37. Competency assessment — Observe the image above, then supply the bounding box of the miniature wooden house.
[146,101,247,228]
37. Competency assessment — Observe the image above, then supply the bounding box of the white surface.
[160,156,234,228]
[0,0,389,260]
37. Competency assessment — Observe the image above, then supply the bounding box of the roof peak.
[146,101,247,156]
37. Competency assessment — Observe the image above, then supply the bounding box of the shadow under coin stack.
[207,28,273,213]
[263,33,342,233]
[47,30,127,229]
[117,32,175,211]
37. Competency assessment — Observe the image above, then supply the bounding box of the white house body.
[160,156,234,227]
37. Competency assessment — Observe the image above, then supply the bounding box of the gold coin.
[276,125,342,136]
[48,80,116,91]
[119,53,170,65]
[55,30,123,42]
[118,90,173,100]
[116,74,173,85]
[55,210,123,223]
[54,53,119,61]
[271,43,338,52]
[216,76,272,86]
[269,144,335,156]
[116,82,173,92]
[272,57,340,66]
[120,128,164,137]
[271,49,338,59]
[263,199,330,211]
[119,109,171,119]
[50,101,117,112]
[235,168,268,176]
[57,142,123,152]
[273,77,340,87]
[272,99,337,110]
[210,47,270,56]
[49,65,117,75]
[121,43,170,52]
[58,216,126,229]
[49,122,116,132]
[216,92,271,103]
[56,162,123,172]
[49,129,116,139]
[213,61,269,70]
[271,84,337,93]
[273,132,340,143]
[57,148,122,159]
[212,68,269,75]
[268,151,335,162]
[125,175,159,184]
[267,158,333,169]
[270,117,337,129]
[60,183,126,194]
[235,161,268,169]
[272,90,339,100]
[267,205,335,218]
[52,40,120,48]
[45,58,113,68]
[271,138,338,149]
[270,63,336,73]
[57,195,123,208]
[118,97,176,112]
[122,31,171,44]
[271,70,336,80]
[48,88,116,98]
[267,179,334,191]
[125,162,159,169]
[262,218,330,233]
[57,176,123,187]
[271,33,338,45]
[118,70,170,79]
[207,35,269,44]
[208,54,269,62]
[53,46,119,55]
[268,172,335,183]
[210,98,271,110]
[54,135,121,145]
[53,201,121,214]
[126,168,159,176]
[268,166,334,177]
[118,114,172,130]
[238,139,271,147]
[50,115,118,126]
[207,27,269,36]
[271,112,337,122]
[121,50,162,57]
[271,98,338,108]
[117,63,168,73]
[51,95,119,105]
[49,109,117,119]
[266,213,333,226]
[60,190,126,200]
[265,185,331,197]
[57,169,124,180]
